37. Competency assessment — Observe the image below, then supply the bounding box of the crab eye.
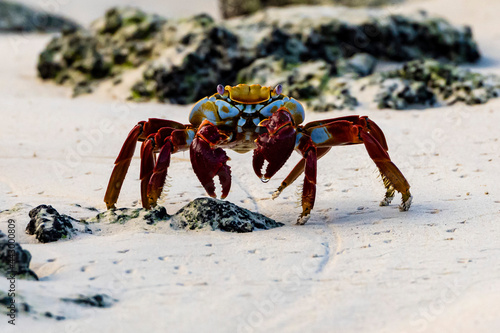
[274,84,283,95]
[217,84,225,95]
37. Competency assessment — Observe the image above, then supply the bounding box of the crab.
[104,84,412,224]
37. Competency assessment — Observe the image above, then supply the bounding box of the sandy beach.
[1,0,499,332]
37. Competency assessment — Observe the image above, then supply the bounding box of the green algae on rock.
[131,14,246,104]
[37,7,166,97]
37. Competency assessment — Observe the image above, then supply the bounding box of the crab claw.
[190,121,231,199]
[253,107,297,182]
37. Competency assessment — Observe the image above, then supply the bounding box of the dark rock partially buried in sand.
[88,205,169,225]
[0,290,31,315]
[0,231,38,280]
[61,294,116,308]
[170,198,284,232]
[26,205,83,243]
[86,198,282,232]
[0,1,79,32]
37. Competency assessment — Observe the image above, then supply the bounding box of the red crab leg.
[272,147,331,199]
[104,118,187,210]
[147,128,192,207]
[361,116,388,152]
[304,118,412,211]
[147,141,172,207]
[359,130,412,210]
[141,128,194,208]
[190,120,232,199]
[140,137,155,209]
[104,122,144,209]
[296,134,318,225]
[303,115,388,151]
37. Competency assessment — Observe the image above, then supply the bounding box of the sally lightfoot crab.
[104,84,412,224]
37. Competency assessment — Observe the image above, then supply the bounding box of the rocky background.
[0,1,79,32]
[35,3,500,111]
[219,0,404,18]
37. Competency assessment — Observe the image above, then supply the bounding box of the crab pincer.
[190,120,232,199]
[253,108,297,182]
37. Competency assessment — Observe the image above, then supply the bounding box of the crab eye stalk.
[217,84,225,96]
[274,84,283,95]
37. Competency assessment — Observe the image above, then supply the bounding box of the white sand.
[1,0,499,332]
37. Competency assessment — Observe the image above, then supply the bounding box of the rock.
[37,6,482,111]
[374,77,436,110]
[88,206,169,225]
[0,1,79,33]
[170,197,283,232]
[0,290,31,315]
[336,53,377,77]
[255,27,309,65]
[308,79,359,111]
[26,205,85,243]
[238,57,359,110]
[219,0,403,19]
[227,7,480,63]
[373,59,500,109]
[37,7,165,96]
[85,199,280,232]
[0,231,38,280]
[131,15,246,104]
[61,294,116,308]
[37,29,111,83]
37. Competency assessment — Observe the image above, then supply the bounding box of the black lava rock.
[170,197,284,232]
[373,59,500,109]
[0,1,79,33]
[26,205,77,243]
[37,7,165,96]
[37,6,484,111]
[0,231,38,280]
[87,205,169,225]
[132,16,246,104]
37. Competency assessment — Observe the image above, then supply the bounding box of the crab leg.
[140,128,194,209]
[140,137,155,209]
[359,130,412,210]
[295,134,318,225]
[104,122,145,209]
[304,118,412,212]
[272,147,331,199]
[147,140,173,207]
[104,119,187,209]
